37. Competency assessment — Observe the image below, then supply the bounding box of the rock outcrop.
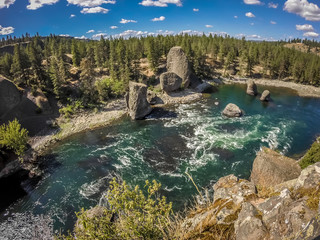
[178,160,320,240]
[167,46,200,88]
[250,147,301,188]
[160,72,182,92]
[126,81,152,120]
[260,90,271,102]
[222,103,243,117]
[246,79,258,96]
[234,202,268,240]
[180,175,256,239]
[0,77,21,117]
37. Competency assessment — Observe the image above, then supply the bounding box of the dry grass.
[294,184,320,211]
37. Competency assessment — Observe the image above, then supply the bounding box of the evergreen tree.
[71,40,81,66]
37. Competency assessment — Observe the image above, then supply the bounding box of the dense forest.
[1,34,320,108]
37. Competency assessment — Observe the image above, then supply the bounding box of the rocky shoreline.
[222,77,320,98]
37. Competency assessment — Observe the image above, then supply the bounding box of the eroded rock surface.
[160,72,182,92]
[126,81,152,120]
[250,147,301,188]
[260,90,271,102]
[222,103,243,117]
[247,79,258,96]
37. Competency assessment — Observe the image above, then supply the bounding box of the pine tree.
[71,40,81,66]
[80,52,96,104]
[10,44,29,85]
[49,57,63,99]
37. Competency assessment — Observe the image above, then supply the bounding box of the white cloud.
[87,29,95,33]
[180,30,204,35]
[70,14,76,17]
[120,18,137,24]
[284,0,320,21]
[27,0,59,10]
[81,6,109,13]
[268,2,278,8]
[151,16,165,21]
[244,0,262,5]
[157,29,174,35]
[270,20,277,24]
[193,8,199,12]
[59,34,70,37]
[234,15,238,19]
[303,31,319,37]
[92,33,107,38]
[296,24,314,31]
[139,0,182,7]
[248,34,261,39]
[0,0,15,9]
[110,26,118,29]
[0,25,14,35]
[67,0,115,7]
[75,35,87,39]
[205,25,213,28]
[112,30,151,38]
[245,12,255,17]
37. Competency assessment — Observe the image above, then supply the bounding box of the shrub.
[0,119,29,158]
[299,138,320,169]
[59,101,83,118]
[62,179,173,240]
[95,77,127,101]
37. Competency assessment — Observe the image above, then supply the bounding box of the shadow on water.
[143,134,187,173]
[146,107,178,119]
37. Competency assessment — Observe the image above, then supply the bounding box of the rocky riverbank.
[222,77,320,98]
[176,147,320,240]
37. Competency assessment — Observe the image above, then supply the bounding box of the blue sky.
[0,0,320,41]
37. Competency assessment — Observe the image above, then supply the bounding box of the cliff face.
[178,148,320,240]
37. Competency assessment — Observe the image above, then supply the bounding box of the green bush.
[299,138,320,169]
[0,119,29,158]
[62,179,173,240]
[95,77,126,101]
[59,101,83,118]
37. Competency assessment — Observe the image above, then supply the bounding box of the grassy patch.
[295,185,320,211]
[299,138,320,169]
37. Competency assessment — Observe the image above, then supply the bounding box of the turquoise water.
[2,84,320,233]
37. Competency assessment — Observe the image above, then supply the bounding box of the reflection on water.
[2,84,320,233]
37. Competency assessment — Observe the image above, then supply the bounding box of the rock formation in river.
[178,148,320,240]
[160,72,182,92]
[222,103,243,117]
[246,79,258,96]
[167,46,201,88]
[260,90,271,102]
[126,81,152,120]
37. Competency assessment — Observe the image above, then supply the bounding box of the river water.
[1,84,320,233]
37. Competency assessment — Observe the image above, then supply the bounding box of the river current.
[1,84,320,233]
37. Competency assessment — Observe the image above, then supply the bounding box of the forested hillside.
[1,34,320,108]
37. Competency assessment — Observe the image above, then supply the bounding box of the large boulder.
[260,90,270,102]
[160,72,182,92]
[246,79,258,96]
[0,77,21,117]
[167,46,200,88]
[250,147,301,188]
[126,82,152,120]
[222,103,243,117]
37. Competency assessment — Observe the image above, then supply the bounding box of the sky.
[0,0,320,41]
